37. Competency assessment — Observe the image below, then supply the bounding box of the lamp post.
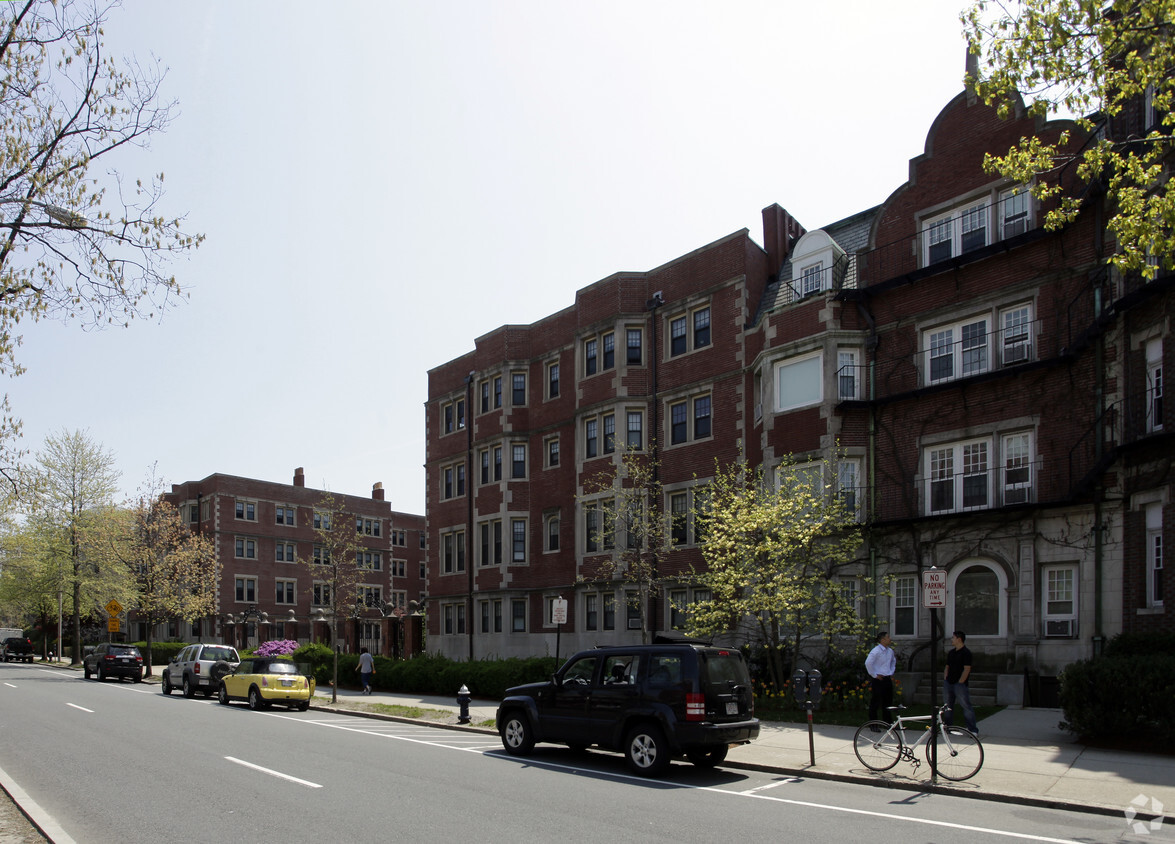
[312,607,338,703]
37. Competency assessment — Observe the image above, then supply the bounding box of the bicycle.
[853,704,984,781]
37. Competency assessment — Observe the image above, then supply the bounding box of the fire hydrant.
[457,684,471,724]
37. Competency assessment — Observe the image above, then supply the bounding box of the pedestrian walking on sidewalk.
[865,630,896,724]
[943,630,978,733]
[356,647,375,695]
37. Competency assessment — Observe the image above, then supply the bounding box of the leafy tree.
[0,0,202,488]
[579,448,671,643]
[684,455,867,691]
[963,0,1175,276]
[95,479,218,676]
[0,512,58,653]
[25,429,121,663]
[297,491,371,702]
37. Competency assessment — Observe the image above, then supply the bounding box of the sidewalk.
[308,683,1175,821]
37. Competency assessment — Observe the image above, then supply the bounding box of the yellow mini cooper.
[217,657,316,712]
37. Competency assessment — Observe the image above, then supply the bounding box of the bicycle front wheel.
[853,721,903,771]
[926,726,984,781]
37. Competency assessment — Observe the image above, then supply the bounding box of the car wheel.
[500,711,535,756]
[686,746,729,768]
[624,723,670,777]
[83,663,91,679]
[134,672,142,683]
[217,684,230,706]
[161,674,172,695]
[97,666,106,682]
[182,675,195,698]
[296,701,310,712]
[248,686,267,711]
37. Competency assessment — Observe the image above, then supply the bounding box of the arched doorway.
[947,561,1006,638]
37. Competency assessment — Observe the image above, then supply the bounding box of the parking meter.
[792,669,809,705]
[807,669,822,706]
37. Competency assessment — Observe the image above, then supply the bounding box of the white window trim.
[924,437,992,515]
[891,575,918,638]
[945,561,1008,639]
[1042,564,1078,637]
[837,349,860,400]
[1147,503,1164,608]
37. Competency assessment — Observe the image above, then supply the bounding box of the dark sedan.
[83,643,143,682]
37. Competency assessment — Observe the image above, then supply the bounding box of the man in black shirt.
[943,630,978,733]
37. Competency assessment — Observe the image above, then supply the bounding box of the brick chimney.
[294,467,305,487]
[372,482,385,501]
[762,204,805,279]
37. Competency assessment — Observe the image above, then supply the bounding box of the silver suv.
[162,643,240,698]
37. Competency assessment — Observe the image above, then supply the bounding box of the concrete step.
[908,672,997,706]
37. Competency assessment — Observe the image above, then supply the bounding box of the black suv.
[83,643,143,682]
[2,637,34,663]
[496,642,759,776]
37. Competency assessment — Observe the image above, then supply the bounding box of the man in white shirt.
[865,630,896,723]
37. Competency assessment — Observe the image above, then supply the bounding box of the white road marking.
[3,682,16,688]
[66,703,93,713]
[224,756,322,788]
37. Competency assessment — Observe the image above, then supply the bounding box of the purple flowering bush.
[255,639,299,657]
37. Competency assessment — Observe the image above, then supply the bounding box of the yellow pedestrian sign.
[105,599,123,617]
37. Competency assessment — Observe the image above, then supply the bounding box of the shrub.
[1059,653,1175,748]
[1102,632,1175,658]
[132,641,186,665]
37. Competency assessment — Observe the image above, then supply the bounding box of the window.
[667,393,712,445]
[275,579,296,605]
[584,502,599,553]
[1147,503,1164,608]
[189,504,199,524]
[512,599,527,632]
[775,352,822,412]
[479,380,490,414]
[312,582,331,606]
[1145,82,1161,131]
[441,529,466,574]
[626,410,643,449]
[626,329,642,365]
[355,550,382,570]
[234,537,257,559]
[602,332,615,369]
[235,500,256,521]
[444,402,453,434]
[546,435,560,468]
[312,546,331,565]
[275,506,295,526]
[1000,186,1031,239]
[625,591,642,630]
[235,577,256,603]
[512,372,526,406]
[1001,304,1033,366]
[1147,338,1164,433]
[949,562,1004,637]
[1043,565,1077,637]
[669,306,711,356]
[839,577,863,618]
[546,513,560,552]
[602,413,615,454]
[585,593,598,631]
[494,375,502,409]
[927,439,990,514]
[693,307,711,348]
[391,529,407,546]
[493,445,502,481]
[670,492,689,546]
[480,599,504,633]
[441,398,465,434]
[585,338,598,376]
[511,443,527,479]
[392,558,406,577]
[926,317,989,384]
[547,361,560,399]
[603,593,616,630]
[893,576,916,637]
[585,417,598,458]
[313,511,331,531]
[356,518,381,537]
[925,200,987,264]
[837,350,859,400]
[837,459,862,518]
[275,542,296,563]
[512,518,527,562]
[1002,432,1033,505]
[441,462,465,499]
[479,449,490,484]
[801,262,823,297]
[443,603,466,635]
[479,520,503,566]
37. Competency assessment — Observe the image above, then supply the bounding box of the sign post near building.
[922,567,946,783]
[552,597,568,664]
[105,599,123,637]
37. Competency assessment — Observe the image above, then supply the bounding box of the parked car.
[83,643,143,682]
[217,657,315,711]
[1,636,34,663]
[496,642,759,776]
[162,643,240,698]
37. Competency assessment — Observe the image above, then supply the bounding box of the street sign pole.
[922,567,946,785]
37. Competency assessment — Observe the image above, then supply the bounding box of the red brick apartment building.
[425,85,1172,673]
[157,468,427,656]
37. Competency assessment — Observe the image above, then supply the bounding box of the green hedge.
[131,641,187,664]
[305,650,558,700]
[1058,653,1175,748]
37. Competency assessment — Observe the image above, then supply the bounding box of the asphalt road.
[0,662,1164,843]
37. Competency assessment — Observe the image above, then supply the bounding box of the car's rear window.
[265,662,298,675]
[110,645,139,656]
[202,647,237,661]
[700,652,750,686]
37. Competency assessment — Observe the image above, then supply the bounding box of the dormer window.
[787,230,845,304]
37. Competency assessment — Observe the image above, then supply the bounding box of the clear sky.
[7,0,973,515]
